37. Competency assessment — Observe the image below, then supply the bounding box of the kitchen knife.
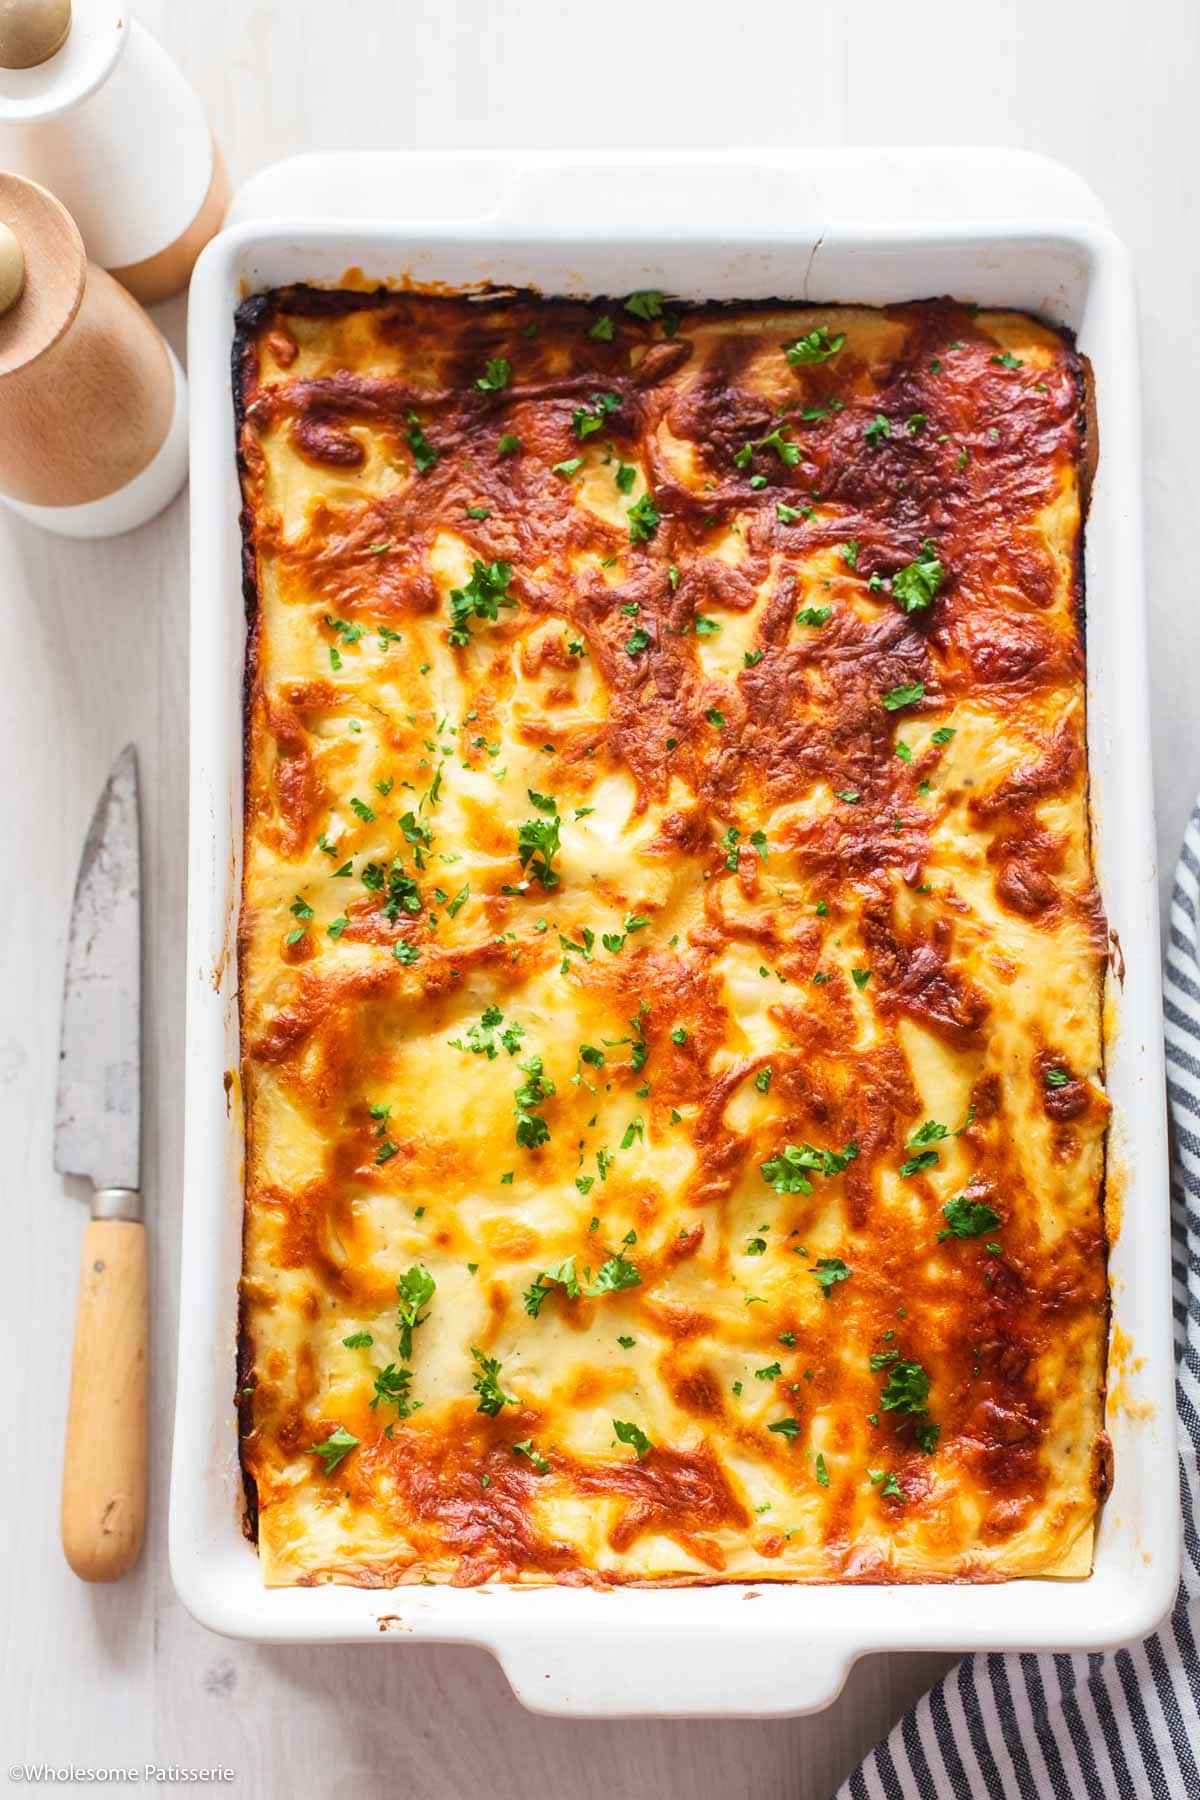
[54,744,146,1582]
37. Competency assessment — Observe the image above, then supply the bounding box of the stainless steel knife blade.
[54,745,141,1193]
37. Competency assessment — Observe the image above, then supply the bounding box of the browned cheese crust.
[234,288,1110,1588]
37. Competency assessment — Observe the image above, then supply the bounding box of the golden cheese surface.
[234,288,1110,1587]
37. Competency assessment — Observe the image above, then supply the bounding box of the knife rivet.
[93,1260,105,1273]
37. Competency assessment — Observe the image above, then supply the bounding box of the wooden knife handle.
[61,1218,147,1582]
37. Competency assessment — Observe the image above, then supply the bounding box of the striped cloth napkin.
[838,818,1200,1799]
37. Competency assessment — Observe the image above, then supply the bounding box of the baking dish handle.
[491,155,825,245]
[494,1628,854,1719]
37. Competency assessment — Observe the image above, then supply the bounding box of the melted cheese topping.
[235,289,1110,1588]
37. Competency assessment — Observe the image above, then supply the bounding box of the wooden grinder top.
[0,169,84,378]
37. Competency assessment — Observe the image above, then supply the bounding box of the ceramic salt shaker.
[0,0,227,304]
[0,171,187,535]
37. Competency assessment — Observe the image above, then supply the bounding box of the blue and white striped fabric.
[838,813,1200,1800]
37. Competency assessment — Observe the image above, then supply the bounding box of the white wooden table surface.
[3,1,1195,1792]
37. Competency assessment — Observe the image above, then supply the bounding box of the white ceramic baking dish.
[173,151,1179,1718]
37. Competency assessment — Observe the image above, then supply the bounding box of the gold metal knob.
[0,0,72,70]
[0,223,24,315]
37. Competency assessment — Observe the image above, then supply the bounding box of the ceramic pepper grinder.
[0,0,227,305]
[0,171,187,536]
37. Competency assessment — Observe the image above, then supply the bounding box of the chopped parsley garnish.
[311,1426,358,1474]
[405,413,438,472]
[471,1346,514,1416]
[938,1195,1002,1240]
[812,1256,851,1299]
[695,614,721,637]
[511,1438,550,1474]
[841,540,859,569]
[349,797,375,823]
[756,1362,782,1381]
[591,1253,642,1295]
[573,392,621,438]
[744,649,765,668]
[870,1468,905,1500]
[671,1026,688,1045]
[1045,1066,1070,1088]
[395,1265,436,1359]
[342,1330,373,1349]
[553,457,584,478]
[589,314,615,341]
[370,1364,415,1417]
[796,605,831,626]
[624,290,664,321]
[777,502,807,524]
[627,491,661,544]
[448,558,516,646]
[517,795,561,889]
[930,725,956,745]
[878,1357,939,1454]
[705,707,725,729]
[881,1362,930,1414]
[613,1418,653,1459]
[851,968,871,990]
[326,614,364,647]
[864,414,891,446]
[755,1065,772,1093]
[760,1140,859,1196]
[514,1055,555,1148]
[290,894,313,921]
[476,357,511,391]
[910,1117,949,1146]
[815,1454,830,1487]
[783,327,845,365]
[898,1148,940,1178]
[883,681,925,712]
[892,540,944,612]
[768,1417,802,1440]
[450,1004,525,1061]
[991,350,1023,369]
[759,427,800,467]
[393,941,420,965]
[497,432,522,456]
[626,626,651,657]
[834,788,860,804]
[524,1256,580,1317]
[372,863,420,922]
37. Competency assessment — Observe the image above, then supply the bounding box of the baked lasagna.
[234,287,1110,1587]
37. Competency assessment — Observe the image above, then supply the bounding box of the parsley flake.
[613,1418,653,1459]
[311,1426,358,1474]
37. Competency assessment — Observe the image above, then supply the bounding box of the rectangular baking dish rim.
[173,202,1178,1719]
